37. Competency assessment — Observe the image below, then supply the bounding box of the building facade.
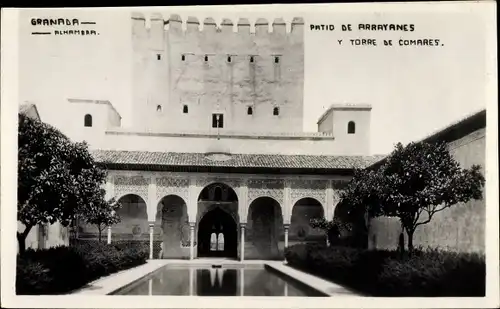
[57,13,379,260]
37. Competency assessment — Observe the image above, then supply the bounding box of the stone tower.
[131,13,305,134]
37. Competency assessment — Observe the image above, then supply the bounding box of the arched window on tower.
[183,105,188,114]
[347,121,356,134]
[84,114,92,127]
[157,105,162,112]
[247,106,253,115]
[273,107,280,116]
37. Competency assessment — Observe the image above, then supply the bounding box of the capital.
[283,223,290,230]
[189,222,196,228]
[240,223,247,229]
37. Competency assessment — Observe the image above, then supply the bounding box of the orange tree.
[80,196,121,242]
[341,141,485,254]
[17,113,107,253]
[379,141,484,253]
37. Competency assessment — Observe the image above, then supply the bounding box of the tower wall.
[131,13,304,133]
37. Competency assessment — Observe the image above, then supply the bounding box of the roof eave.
[97,162,359,176]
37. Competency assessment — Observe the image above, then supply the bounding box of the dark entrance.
[197,207,237,258]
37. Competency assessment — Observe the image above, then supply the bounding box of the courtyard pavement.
[72,259,359,297]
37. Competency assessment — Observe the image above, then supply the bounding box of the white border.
[1,2,499,308]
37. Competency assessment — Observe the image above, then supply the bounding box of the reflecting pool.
[112,265,324,296]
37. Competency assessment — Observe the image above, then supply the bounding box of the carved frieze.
[195,176,241,189]
[156,176,189,201]
[289,179,328,207]
[247,179,284,205]
[114,175,149,202]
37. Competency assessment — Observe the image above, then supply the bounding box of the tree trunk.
[98,228,102,242]
[17,233,26,254]
[398,232,405,257]
[17,225,33,255]
[406,229,415,256]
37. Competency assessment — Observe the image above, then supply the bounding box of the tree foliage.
[340,168,386,219]
[80,195,121,242]
[17,113,107,253]
[341,141,485,254]
[310,217,352,244]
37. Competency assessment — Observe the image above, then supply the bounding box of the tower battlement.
[131,12,304,37]
[131,12,305,135]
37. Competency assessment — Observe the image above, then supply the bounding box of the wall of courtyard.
[17,221,70,253]
[368,128,486,253]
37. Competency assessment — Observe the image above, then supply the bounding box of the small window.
[274,56,280,64]
[181,54,185,61]
[212,113,224,128]
[273,107,279,116]
[204,55,208,62]
[348,121,356,134]
[84,114,92,127]
[247,106,253,115]
[227,56,231,63]
[250,56,254,63]
[157,54,161,60]
[156,105,162,112]
[183,105,188,114]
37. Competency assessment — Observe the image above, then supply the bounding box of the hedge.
[16,241,148,295]
[284,244,485,297]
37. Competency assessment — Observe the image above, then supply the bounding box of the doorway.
[197,207,237,258]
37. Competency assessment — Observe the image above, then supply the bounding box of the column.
[240,223,246,261]
[107,226,112,244]
[149,222,154,259]
[189,267,194,296]
[148,278,153,295]
[284,224,290,248]
[189,222,195,260]
[239,268,245,296]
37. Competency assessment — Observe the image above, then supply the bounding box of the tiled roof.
[92,150,384,171]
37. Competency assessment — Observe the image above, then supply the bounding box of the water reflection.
[115,267,320,296]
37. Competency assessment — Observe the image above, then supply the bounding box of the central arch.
[197,207,238,258]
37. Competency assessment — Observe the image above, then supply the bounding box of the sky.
[17,4,492,155]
